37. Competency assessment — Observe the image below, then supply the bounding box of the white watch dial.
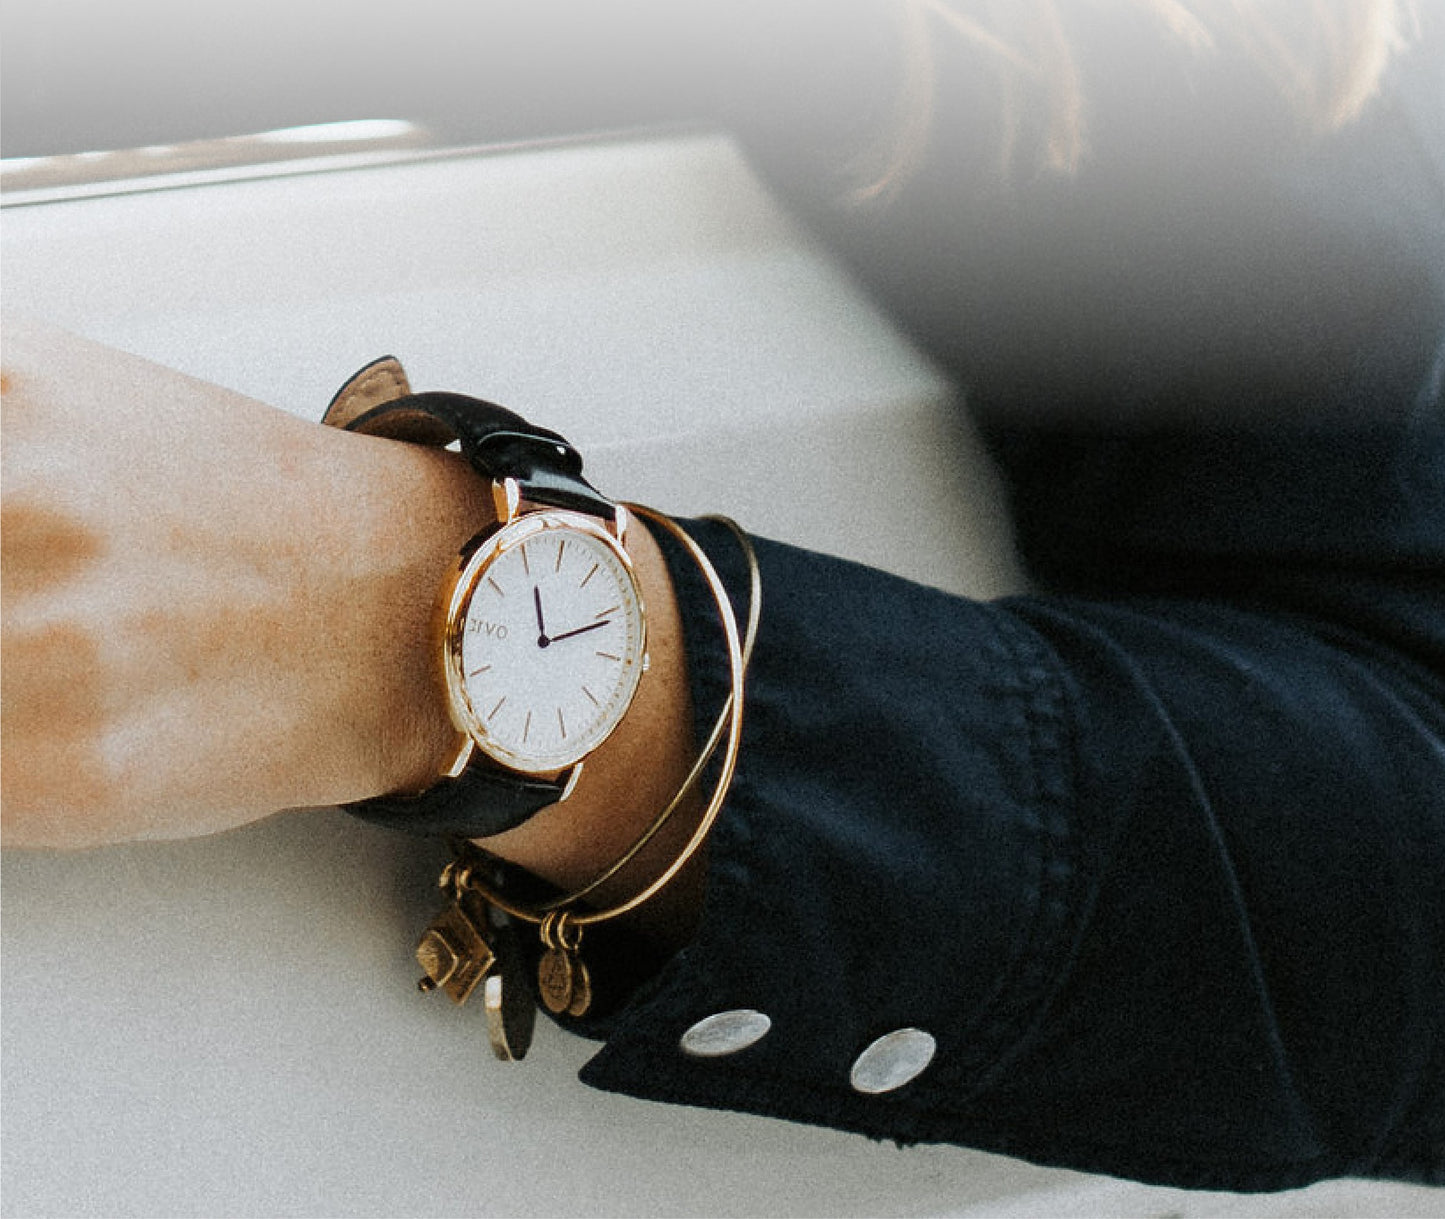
[446,514,646,774]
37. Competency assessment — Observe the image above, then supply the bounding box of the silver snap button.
[849,1028,937,1094]
[679,1010,772,1058]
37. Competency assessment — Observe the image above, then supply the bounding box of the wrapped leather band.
[345,392,614,520]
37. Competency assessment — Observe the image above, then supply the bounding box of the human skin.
[0,317,703,940]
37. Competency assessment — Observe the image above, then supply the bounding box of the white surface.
[2,133,1436,1218]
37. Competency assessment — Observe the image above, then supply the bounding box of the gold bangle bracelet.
[530,509,760,910]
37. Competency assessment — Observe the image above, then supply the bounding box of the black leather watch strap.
[323,377,613,838]
[344,763,568,839]
[346,392,614,519]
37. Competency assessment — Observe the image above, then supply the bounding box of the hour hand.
[533,586,549,646]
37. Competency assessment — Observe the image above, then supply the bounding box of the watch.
[321,357,648,838]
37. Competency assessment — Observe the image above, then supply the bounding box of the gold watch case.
[436,488,648,783]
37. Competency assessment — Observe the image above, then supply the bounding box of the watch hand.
[548,620,610,644]
[534,586,550,647]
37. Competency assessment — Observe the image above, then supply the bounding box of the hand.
[1,317,489,847]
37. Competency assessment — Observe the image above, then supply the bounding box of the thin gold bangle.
[539,510,760,908]
[453,508,756,929]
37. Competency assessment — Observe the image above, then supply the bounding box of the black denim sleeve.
[553,2,1445,1191]
[560,511,1445,1193]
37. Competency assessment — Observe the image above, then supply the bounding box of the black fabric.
[541,3,1445,1193]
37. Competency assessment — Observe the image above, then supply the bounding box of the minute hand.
[548,619,610,644]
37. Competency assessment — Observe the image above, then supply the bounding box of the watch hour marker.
[557,708,567,739]
[468,664,493,678]
[523,710,532,743]
[520,544,531,575]
[488,695,507,721]
[596,604,621,619]
[579,563,598,588]
[555,538,567,572]
[487,577,505,598]
[581,685,600,707]
[596,651,621,662]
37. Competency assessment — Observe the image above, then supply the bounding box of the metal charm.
[566,956,594,1018]
[537,945,576,1015]
[416,858,537,1060]
[415,896,495,1006]
[537,911,591,1018]
[480,905,537,1061]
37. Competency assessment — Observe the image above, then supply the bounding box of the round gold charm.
[566,957,593,1018]
[537,946,575,1015]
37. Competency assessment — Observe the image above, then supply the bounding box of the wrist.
[311,428,493,805]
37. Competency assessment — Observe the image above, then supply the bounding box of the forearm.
[0,317,449,840]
